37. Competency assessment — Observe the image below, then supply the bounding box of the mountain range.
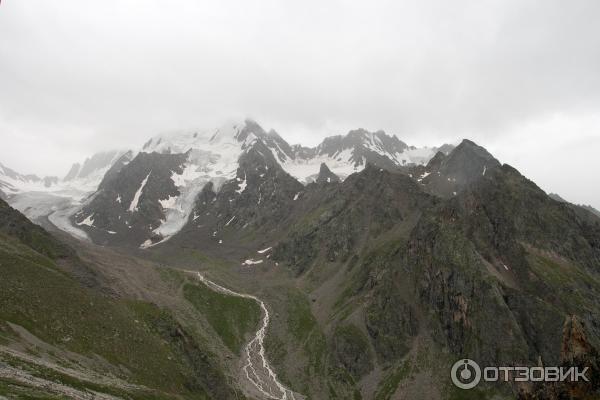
[0,120,452,248]
[1,119,599,400]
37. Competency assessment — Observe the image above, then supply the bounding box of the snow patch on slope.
[235,174,247,194]
[76,213,95,227]
[278,149,363,184]
[242,259,264,266]
[396,147,437,165]
[158,195,183,212]
[48,205,90,241]
[128,172,151,212]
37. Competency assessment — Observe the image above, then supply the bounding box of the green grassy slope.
[0,199,245,399]
[183,282,260,355]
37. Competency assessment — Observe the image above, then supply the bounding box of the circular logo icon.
[451,359,481,389]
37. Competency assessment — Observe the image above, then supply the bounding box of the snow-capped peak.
[141,121,248,154]
[137,121,265,247]
[275,128,445,183]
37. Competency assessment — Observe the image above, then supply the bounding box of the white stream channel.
[189,271,302,400]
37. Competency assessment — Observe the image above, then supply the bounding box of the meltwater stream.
[190,271,302,400]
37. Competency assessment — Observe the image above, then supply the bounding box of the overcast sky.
[1,0,599,208]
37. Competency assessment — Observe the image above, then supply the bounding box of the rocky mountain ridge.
[10,119,446,248]
[1,120,599,399]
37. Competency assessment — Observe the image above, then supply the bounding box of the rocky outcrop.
[332,324,374,380]
[365,292,419,362]
[518,316,600,399]
[73,151,187,246]
[410,138,501,198]
[273,164,436,274]
[315,163,341,184]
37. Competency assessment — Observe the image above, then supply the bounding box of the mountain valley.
[1,120,599,400]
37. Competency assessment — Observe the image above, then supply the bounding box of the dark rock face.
[436,143,456,155]
[548,193,600,222]
[332,324,374,380]
[97,150,135,190]
[181,139,304,247]
[457,165,600,274]
[425,150,446,171]
[244,120,295,163]
[581,205,600,219]
[558,316,600,398]
[366,292,418,362]
[73,151,187,246]
[312,151,600,397]
[561,316,597,365]
[405,212,532,365]
[405,164,600,360]
[410,138,501,198]
[315,163,340,184]
[519,316,600,399]
[273,164,436,274]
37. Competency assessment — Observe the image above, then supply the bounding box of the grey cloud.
[0,0,599,208]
